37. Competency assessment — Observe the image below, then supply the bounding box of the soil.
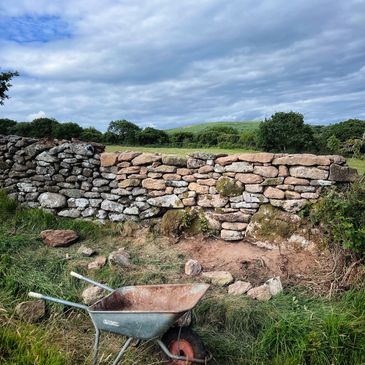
[177,235,334,289]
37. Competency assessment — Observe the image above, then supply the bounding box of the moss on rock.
[216,177,244,197]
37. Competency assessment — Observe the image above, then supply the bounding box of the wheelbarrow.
[28,272,211,365]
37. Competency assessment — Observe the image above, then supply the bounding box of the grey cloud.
[0,0,364,130]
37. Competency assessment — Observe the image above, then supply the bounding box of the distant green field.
[165,121,260,134]
[106,145,365,175]
[106,145,257,155]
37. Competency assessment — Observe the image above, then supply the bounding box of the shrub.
[310,178,365,256]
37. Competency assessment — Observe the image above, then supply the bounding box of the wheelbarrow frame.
[29,272,211,365]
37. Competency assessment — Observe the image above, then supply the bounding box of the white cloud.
[26,110,46,121]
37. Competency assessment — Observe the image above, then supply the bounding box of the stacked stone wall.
[0,135,358,241]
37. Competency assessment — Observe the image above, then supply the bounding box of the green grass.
[347,158,365,175]
[106,145,257,155]
[0,191,364,364]
[165,121,261,134]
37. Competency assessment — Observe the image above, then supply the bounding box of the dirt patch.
[177,235,333,290]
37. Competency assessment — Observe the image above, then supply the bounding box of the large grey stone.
[101,200,125,213]
[329,164,358,182]
[147,194,183,208]
[38,192,66,209]
[289,166,328,180]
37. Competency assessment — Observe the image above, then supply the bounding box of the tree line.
[0,113,364,157]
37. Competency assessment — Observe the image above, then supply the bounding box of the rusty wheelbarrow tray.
[29,272,211,365]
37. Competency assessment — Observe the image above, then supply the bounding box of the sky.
[0,0,364,131]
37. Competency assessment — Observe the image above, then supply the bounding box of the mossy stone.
[216,177,244,197]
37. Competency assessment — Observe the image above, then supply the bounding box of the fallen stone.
[40,229,79,247]
[185,259,202,276]
[247,285,272,301]
[202,271,234,286]
[88,256,107,270]
[108,248,131,266]
[38,192,66,209]
[265,277,283,296]
[15,300,45,322]
[82,286,104,305]
[77,245,96,256]
[228,281,252,295]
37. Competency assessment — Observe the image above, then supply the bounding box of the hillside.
[166,121,260,134]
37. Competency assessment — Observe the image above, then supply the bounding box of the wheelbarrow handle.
[28,292,88,311]
[70,271,114,292]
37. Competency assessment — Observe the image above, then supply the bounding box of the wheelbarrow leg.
[112,337,133,365]
[92,328,101,365]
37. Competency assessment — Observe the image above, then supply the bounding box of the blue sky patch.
[0,15,72,43]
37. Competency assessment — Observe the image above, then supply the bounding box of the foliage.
[310,178,365,255]
[326,134,341,153]
[80,127,103,143]
[320,119,365,142]
[166,121,260,134]
[54,122,83,140]
[169,131,195,146]
[257,111,316,152]
[107,119,141,145]
[0,118,17,135]
[0,70,19,105]
[137,127,169,145]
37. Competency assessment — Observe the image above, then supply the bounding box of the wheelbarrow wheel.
[161,327,207,364]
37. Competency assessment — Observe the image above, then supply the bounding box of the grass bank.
[0,191,364,364]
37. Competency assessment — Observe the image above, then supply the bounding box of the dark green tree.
[0,70,19,105]
[320,119,365,142]
[81,127,103,143]
[169,132,195,147]
[0,118,17,135]
[54,122,83,140]
[12,122,33,137]
[326,135,341,153]
[257,111,316,152]
[137,127,169,145]
[27,118,59,138]
[107,120,141,145]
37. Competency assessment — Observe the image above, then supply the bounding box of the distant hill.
[165,121,261,134]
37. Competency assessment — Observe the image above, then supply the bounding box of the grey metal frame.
[28,272,211,364]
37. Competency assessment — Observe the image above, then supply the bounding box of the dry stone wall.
[0,135,358,241]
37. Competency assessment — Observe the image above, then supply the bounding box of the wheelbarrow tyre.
[161,327,207,364]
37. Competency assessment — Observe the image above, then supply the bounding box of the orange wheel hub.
[169,339,195,364]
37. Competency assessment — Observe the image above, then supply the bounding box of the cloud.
[27,110,47,121]
[0,0,364,130]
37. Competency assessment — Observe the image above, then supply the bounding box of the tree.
[257,111,316,152]
[137,127,169,145]
[12,122,33,137]
[0,70,19,105]
[27,118,59,138]
[54,122,83,140]
[326,135,341,153]
[320,119,365,142]
[239,130,258,148]
[107,120,141,145]
[81,127,103,143]
[169,132,195,147]
[0,118,17,135]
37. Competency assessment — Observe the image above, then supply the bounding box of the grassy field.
[165,121,260,134]
[0,191,365,364]
[105,145,365,175]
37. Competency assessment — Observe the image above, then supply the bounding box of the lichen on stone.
[216,177,244,197]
